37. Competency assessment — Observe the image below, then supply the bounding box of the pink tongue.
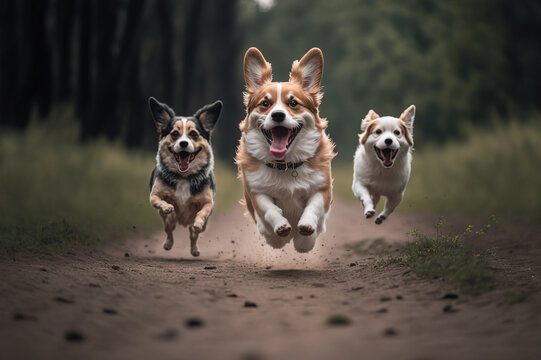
[269,127,290,158]
[179,155,190,172]
[383,150,393,165]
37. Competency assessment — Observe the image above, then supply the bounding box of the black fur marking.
[161,117,181,140]
[152,152,215,196]
[149,167,157,191]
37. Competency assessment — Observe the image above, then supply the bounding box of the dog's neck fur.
[156,151,215,195]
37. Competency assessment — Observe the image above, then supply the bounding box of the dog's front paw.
[298,224,315,236]
[192,218,205,233]
[365,210,375,219]
[375,215,386,224]
[161,204,174,215]
[275,223,292,237]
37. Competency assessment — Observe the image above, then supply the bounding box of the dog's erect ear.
[244,48,272,93]
[399,105,415,132]
[289,48,324,95]
[361,109,380,131]
[149,97,174,133]
[194,100,223,133]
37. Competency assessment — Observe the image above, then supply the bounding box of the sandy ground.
[1,200,540,360]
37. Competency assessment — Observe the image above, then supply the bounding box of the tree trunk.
[179,0,204,112]
[0,0,20,127]
[77,0,93,139]
[54,0,76,103]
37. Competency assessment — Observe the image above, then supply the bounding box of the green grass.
[0,108,241,253]
[334,119,541,224]
[389,217,496,295]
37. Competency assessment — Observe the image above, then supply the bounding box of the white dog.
[352,105,415,224]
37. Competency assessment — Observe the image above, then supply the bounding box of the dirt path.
[1,201,540,360]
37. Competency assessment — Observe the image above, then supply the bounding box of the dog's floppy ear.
[194,100,223,133]
[360,110,379,145]
[361,109,380,131]
[289,48,324,96]
[244,47,272,93]
[399,105,415,146]
[149,97,174,133]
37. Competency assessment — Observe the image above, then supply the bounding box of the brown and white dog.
[148,97,222,256]
[352,106,415,224]
[235,47,336,253]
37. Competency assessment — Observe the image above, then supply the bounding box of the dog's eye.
[394,130,401,135]
[261,100,271,107]
[375,129,382,135]
[288,100,298,108]
[189,131,198,139]
[171,131,180,139]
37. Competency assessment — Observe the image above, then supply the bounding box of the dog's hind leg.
[161,211,176,250]
[188,226,201,257]
[375,192,403,224]
[293,232,317,253]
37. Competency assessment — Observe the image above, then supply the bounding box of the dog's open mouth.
[375,146,399,167]
[261,125,302,158]
[173,148,201,172]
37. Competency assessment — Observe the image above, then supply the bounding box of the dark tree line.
[0,0,242,158]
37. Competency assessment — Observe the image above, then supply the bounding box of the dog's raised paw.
[275,224,292,237]
[298,224,315,236]
[375,215,386,224]
[161,204,174,214]
[365,210,376,219]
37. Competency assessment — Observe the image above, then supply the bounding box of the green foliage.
[0,108,241,253]
[333,118,541,225]
[389,217,496,295]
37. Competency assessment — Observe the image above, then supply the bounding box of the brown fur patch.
[361,119,379,144]
[150,177,214,228]
[400,121,414,146]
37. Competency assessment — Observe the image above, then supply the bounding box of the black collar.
[265,160,304,171]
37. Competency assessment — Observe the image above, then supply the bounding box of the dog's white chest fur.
[175,180,191,207]
[353,146,411,195]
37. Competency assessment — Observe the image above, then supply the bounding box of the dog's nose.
[179,140,189,148]
[271,111,285,123]
[385,138,393,146]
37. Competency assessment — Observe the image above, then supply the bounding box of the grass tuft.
[389,217,497,295]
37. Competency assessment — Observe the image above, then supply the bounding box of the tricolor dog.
[235,47,336,253]
[148,97,222,256]
[352,106,416,224]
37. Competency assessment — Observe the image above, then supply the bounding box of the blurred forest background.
[1,0,540,251]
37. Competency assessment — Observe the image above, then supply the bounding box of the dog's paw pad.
[191,247,200,257]
[375,215,386,225]
[298,224,315,236]
[161,205,174,214]
[365,210,375,218]
[163,242,173,251]
[275,224,292,237]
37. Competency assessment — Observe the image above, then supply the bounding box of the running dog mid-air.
[148,97,222,256]
[352,106,416,224]
[235,47,336,253]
